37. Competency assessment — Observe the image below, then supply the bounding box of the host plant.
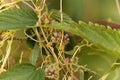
[0,0,120,80]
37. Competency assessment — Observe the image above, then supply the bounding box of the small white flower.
[45,64,59,79]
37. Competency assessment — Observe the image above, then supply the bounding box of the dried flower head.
[45,64,59,79]
[51,31,70,44]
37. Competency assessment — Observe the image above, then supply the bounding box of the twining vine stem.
[0,35,14,72]
[60,0,63,22]
[115,0,120,16]
[59,0,64,55]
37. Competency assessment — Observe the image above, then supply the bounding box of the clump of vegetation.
[0,0,120,80]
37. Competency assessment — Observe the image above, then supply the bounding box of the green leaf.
[78,22,120,57]
[100,65,120,80]
[79,46,116,80]
[17,1,34,10]
[46,21,120,58]
[0,63,45,80]
[46,21,79,35]
[0,8,38,30]
[50,9,74,23]
[30,43,40,65]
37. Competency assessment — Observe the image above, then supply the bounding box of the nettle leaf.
[46,21,120,58]
[0,8,38,30]
[100,65,120,80]
[50,9,74,23]
[47,21,79,35]
[79,46,116,80]
[30,43,40,65]
[17,1,34,10]
[78,22,120,57]
[0,63,45,80]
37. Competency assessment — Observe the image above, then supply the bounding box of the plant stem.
[0,38,13,72]
[58,0,64,60]
[115,0,120,16]
[60,0,63,22]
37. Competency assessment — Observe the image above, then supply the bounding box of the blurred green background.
[48,0,120,22]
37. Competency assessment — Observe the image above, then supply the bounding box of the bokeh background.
[48,0,120,22]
